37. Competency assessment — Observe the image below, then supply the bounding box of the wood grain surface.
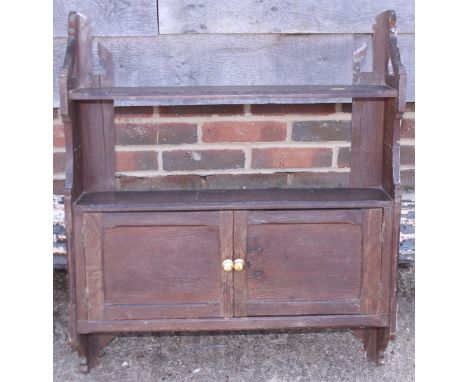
[75,188,394,212]
[53,0,158,37]
[159,0,414,34]
[52,33,415,106]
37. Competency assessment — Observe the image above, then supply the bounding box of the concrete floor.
[53,266,414,382]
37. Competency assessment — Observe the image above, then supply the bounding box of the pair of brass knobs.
[222,259,245,272]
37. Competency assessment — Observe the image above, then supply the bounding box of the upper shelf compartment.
[68,84,398,105]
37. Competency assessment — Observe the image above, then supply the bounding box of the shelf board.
[75,188,393,212]
[69,85,398,105]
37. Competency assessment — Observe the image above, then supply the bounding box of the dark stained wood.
[380,207,394,316]
[75,188,394,212]
[360,209,383,313]
[60,10,406,370]
[220,211,234,318]
[105,303,221,321]
[233,211,248,317]
[67,13,116,193]
[350,99,385,187]
[83,213,105,321]
[59,14,82,347]
[69,84,398,104]
[97,43,116,191]
[380,11,406,338]
[53,33,415,107]
[102,211,220,227]
[247,210,363,225]
[77,334,116,374]
[99,212,226,319]
[77,314,389,333]
[72,210,87,324]
[239,210,364,316]
[363,328,389,365]
[247,300,361,316]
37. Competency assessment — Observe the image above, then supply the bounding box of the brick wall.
[53,103,415,193]
[53,103,415,264]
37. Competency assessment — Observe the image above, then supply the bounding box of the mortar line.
[331,147,339,168]
[116,168,351,177]
[115,141,352,151]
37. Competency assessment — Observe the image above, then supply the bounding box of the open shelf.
[69,85,398,105]
[75,188,393,212]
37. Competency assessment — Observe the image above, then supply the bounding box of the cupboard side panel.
[83,213,105,321]
[360,209,383,314]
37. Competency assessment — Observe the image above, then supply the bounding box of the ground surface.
[53,266,414,382]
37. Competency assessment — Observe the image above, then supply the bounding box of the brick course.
[53,152,66,174]
[292,121,351,142]
[116,151,158,172]
[53,124,65,147]
[337,147,351,168]
[202,121,287,143]
[401,145,415,166]
[163,150,245,171]
[53,102,415,191]
[401,118,415,139]
[116,122,197,145]
[252,147,333,169]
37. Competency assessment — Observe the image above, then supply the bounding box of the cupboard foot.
[351,328,389,365]
[76,334,117,373]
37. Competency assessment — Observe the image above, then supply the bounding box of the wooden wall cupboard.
[60,11,406,373]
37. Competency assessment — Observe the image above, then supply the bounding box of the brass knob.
[233,259,245,272]
[222,259,234,272]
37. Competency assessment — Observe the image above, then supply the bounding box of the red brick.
[53,179,65,194]
[159,105,244,117]
[115,106,154,118]
[401,118,415,138]
[202,121,286,143]
[341,103,353,113]
[405,102,415,112]
[163,150,245,171]
[117,175,204,191]
[206,173,288,189]
[116,151,158,172]
[401,145,415,165]
[292,121,351,142]
[116,123,197,145]
[158,123,198,145]
[288,172,350,188]
[251,104,335,115]
[251,148,333,169]
[337,147,351,168]
[53,124,65,147]
[53,152,66,173]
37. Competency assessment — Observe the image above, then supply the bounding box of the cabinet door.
[233,209,383,317]
[82,211,233,320]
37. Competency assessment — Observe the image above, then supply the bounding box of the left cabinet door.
[80,211,233,320]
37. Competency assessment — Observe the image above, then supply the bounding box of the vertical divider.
[233,211,248,317]
[220,211,234,318]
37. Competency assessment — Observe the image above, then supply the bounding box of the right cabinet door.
[233,209,384,317]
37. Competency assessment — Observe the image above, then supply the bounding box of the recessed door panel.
[82,211,233,320]
[233,209,383,317]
